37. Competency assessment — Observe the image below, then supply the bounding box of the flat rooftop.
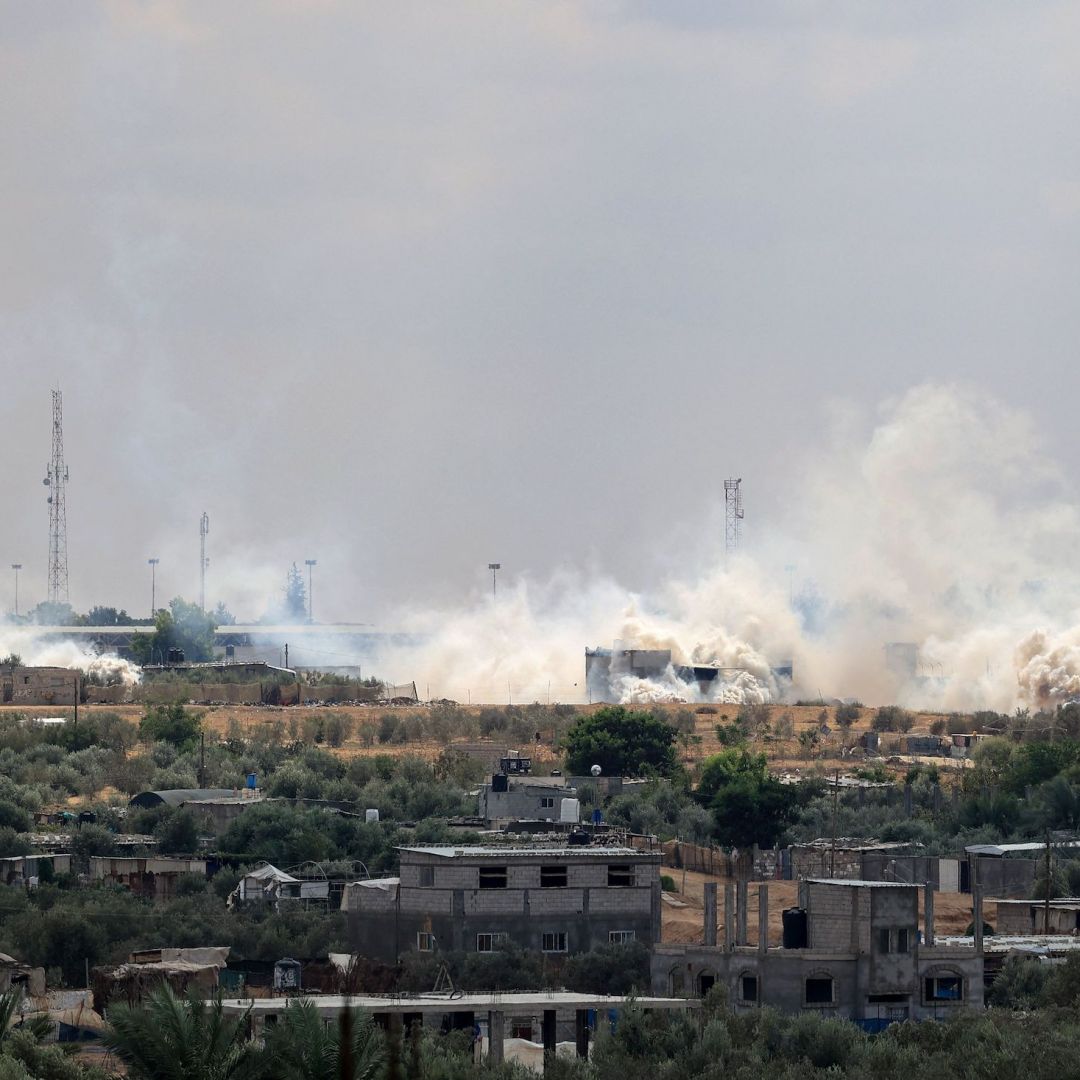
[398,846,648,859]
[220,992,697,1016]
[807,878,919,888]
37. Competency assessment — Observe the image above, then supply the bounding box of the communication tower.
[43,389,69,604]
[199,512,209,610]
[724,478,743,563]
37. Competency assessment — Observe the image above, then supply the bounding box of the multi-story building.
[653,879,984,1024]
[341,845,661,962]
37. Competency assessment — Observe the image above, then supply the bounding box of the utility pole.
[10,565,21,618]
[305,559,317,622]
[199,512,209,610]
[1045,831,1052,935]
[148,558,159,618]
[284,643,289,670]
[724,479,743,565]
[44,388,70,604]
[488,563,501,599]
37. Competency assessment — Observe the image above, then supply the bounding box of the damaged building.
[584,647,790,704]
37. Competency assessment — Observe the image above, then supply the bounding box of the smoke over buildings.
[383,384,1080,712]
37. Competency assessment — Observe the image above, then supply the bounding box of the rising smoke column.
[374,383,1080,711]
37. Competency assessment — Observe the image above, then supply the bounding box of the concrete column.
[724,884,735,952]
[797,879,809,910]
[758,883,769,954]
[850,887,860,952]
[973,885,984,954]
[924,881,935,947]
[542,1009,557,1067]
[488,1011,504,1065]
[575,1009,590,1059]
[703,882,718,947]
[736,879,748,946]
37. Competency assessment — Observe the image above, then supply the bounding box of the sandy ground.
[0,700,968,780]
[660,869,977,944]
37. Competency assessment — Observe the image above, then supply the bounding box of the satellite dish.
[590,764,602,777]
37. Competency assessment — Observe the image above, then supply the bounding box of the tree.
[561,706,678,777]
[835,702,861,729]
[155,810,200,854]
[872,705,914,733]
[260,999,383,1080]
[85,606,132,626]
[696,749,802,848]
[105,984,260,1080]
[130,598,217,665]
[284,564,307,622]
[139,703,203,749]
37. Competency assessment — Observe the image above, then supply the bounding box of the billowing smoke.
[1015,629,1080,709]
[383,383,1080,712]
[0,629,141,687]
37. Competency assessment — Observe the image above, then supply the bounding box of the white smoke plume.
[384,383,1080,712]
[0,628,141,687]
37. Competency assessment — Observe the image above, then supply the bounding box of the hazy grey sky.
[2,1,1078,624]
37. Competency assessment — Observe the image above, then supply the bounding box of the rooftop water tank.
[559,798,580,824]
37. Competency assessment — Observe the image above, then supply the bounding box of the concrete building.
[994,898,1080,935]
[0,666,76,706]
[478,775,579,827]
[221,991,696,1066]
[89,856,207,902]
[652,879,984,1025]
[341,845,662,962]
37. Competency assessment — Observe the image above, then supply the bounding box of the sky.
[1,1,1078,633]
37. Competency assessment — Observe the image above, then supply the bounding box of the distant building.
[653,879,984,1024]
[89,856,207,902]
[341,845,662,962]
[0,666,76,706]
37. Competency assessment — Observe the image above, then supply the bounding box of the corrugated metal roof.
[129,789,237,807]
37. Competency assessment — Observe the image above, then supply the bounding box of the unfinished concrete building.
[341,846,662,962]
[652,879,984,1025]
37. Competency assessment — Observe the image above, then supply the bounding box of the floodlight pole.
[305,559,317,622]
[488,562,501,599]
[148,558,159,617]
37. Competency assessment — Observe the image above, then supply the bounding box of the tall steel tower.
[199,512,209,610]
[724,477,743,563]
[44,389,69,604]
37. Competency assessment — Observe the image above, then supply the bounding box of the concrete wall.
[478,784,574,824]
[996,902,1080,935]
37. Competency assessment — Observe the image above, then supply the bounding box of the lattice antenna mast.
[724,477,743,564]
[44,389,69,604]
[199,512,209,611]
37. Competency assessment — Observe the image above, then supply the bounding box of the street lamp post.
[148,558,160,618]
[305,559,317,622]
[10,565,21,618]
[488,562,501,599]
